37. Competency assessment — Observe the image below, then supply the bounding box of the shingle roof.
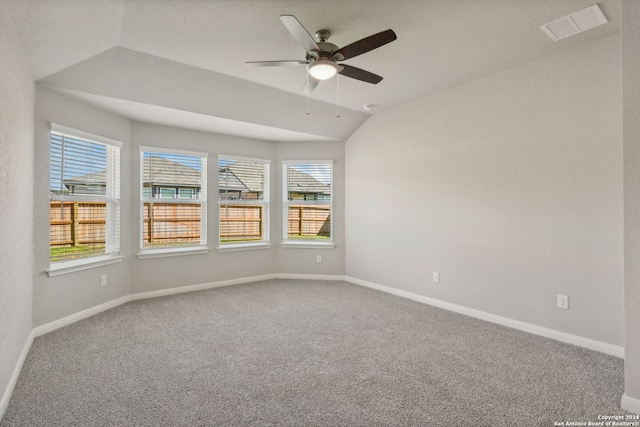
[64,156,201,188]
[222,163,264,193]
[63,170,106,187]
[143,156,200,187]
[286,168,330,194]
[64,157,329,195]
[219,167,249,193]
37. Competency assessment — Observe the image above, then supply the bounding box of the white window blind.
[218,156,270,245]
[140,148,207,251]
[49,127,121,263]
[283,162,332,242]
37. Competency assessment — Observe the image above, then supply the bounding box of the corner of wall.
[0,0,35,421]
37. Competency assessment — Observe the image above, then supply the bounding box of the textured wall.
[33,87,132,326]
[345,36,623,346]
[0,0,34,413]
[622,0,640,409]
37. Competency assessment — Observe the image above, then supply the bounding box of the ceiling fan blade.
[246,60,308,67]
[338,64,383,84]
[333,29,397,61]
[303,76,320,94]
[280,15,320,54]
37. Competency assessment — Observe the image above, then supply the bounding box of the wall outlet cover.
[557,294,569,310]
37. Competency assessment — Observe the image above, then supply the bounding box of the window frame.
[47,124,123,276]
[217,155,271,252]
[137,146,209,259]
[281,160,335,249]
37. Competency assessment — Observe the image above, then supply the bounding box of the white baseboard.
[277,273,346,281]
[129,274,279,301]
[622,394,640,415]
[33,295,132,337]
[344,276,625,358]
[32,274,342,337]
[0,330,34,422]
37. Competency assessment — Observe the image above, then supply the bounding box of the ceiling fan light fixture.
[308,60,338,80]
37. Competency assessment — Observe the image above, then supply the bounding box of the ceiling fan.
[246,15,397,92]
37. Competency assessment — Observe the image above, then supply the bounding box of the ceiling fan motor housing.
[307,41,339,64]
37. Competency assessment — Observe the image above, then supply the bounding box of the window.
[49,124,121,268]
[218,156,270,248]
[282,162,333,244]
[139,147,208,255]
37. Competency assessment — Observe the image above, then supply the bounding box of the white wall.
[33,87,132,326]
[345,36,623,346]
[622,0,640,411]
[0,0,34,412]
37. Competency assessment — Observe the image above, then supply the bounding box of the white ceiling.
[4,0,621,141]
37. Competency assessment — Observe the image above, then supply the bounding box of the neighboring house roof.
[286,168,330,195]
[143,156,200,188]
[220,163,329,195]
[220,163,262,193]
[64,156,328,195]
[219,167,249,193]
[63,170,106,188]
[63,156,201,190]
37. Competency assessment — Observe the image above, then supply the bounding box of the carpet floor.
[1,279,630,426]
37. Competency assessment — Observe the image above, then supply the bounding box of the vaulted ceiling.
[4,0,621,141]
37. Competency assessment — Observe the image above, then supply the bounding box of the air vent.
[541,4,608,42]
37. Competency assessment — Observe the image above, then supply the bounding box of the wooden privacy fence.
[287,205,330,237]
[219,204,263,242]
[51,202,330,247]
[50,201,106,247]
[143,203,201,247]
[50,202,268,247]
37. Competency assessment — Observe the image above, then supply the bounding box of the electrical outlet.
[557,294,569,310]
[316,255,322,263]
[433,272,440,283]
[100,275,108,287]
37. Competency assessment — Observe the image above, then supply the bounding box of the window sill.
[217,242,272,253]
[281,241,335,249]
[47,254,124,277]
[137,246,210,259]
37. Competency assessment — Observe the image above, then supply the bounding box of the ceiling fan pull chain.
[336,73,340,119]
[306,71,310,116]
